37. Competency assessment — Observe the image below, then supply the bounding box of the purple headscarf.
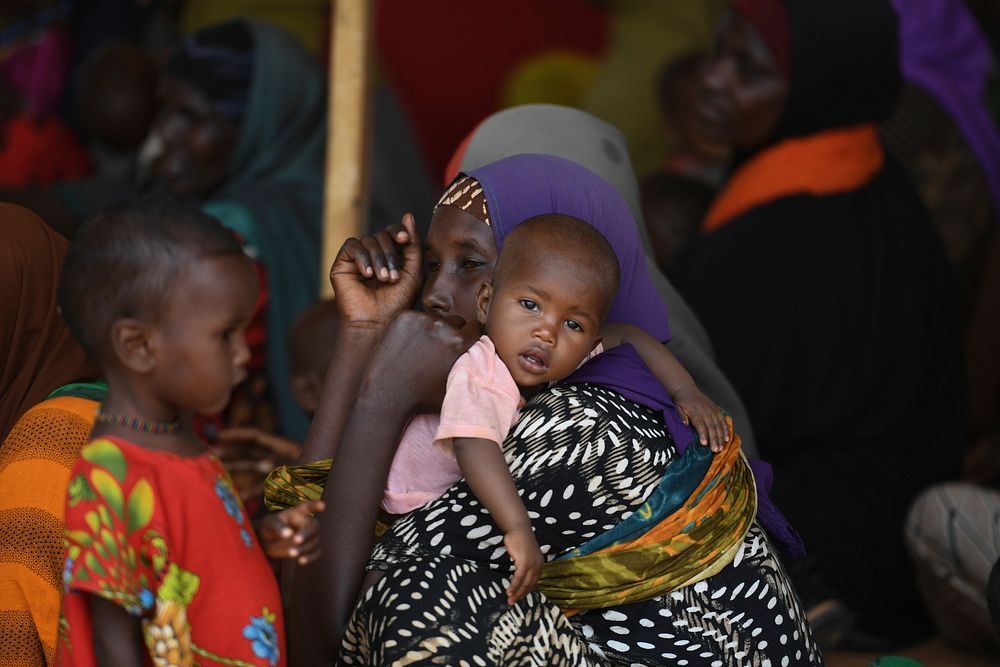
[891,0,1000,220]
[466,153,671,342]
[466,153,804,556]
[465,153,684,445]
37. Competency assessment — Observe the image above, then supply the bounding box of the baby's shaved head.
[495,214,620,319]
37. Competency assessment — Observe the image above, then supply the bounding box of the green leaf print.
[84,552,106,577]
[67,474,97,507]
[66,529,93,547]
[82,439,127,482]
[145,531,167,573]
[97,504,113,530]
[84,511,100,533]
[158,563,200,606]
[126,478,154,533]
[124,545,137,570]
[90,469,124,519]
[100,529,119,558]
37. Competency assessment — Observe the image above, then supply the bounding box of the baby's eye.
[565,319,584,333]
[425,260,440,273]
[518,299,539,312]
[221,327,234,341]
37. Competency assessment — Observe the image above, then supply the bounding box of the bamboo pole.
[321,0,374,298]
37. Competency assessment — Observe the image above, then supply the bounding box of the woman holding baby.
[277,116,820,665]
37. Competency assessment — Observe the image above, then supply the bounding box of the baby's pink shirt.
[382,335,601,514]
[435,335,524,455]
[381,413,460,514]
[382,336,521,514]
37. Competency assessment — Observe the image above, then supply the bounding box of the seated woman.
[151,19,325,441]
[670,0,967,646]
[445,103,759,459]
[151,19,437,442]
[286,154,820,665]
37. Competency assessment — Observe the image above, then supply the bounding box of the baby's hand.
[673,385,732,453]
[504,526,543,605]
[259,500,325,565]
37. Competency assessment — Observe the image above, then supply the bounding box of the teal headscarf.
[200,20,325,440]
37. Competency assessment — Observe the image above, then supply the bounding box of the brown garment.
[0,204,94,439]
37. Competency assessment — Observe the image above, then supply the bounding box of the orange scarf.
[703,124,885,233]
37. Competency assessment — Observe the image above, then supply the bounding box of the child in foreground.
[56,199,323,667]
[385,214,732,604]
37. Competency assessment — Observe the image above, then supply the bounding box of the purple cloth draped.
[466,153,804,556]
[891,0,1000,220]
[466,154,671,343]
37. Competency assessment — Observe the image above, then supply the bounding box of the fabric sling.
[264,419,756,612]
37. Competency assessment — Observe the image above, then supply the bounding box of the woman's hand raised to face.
[330,213,424,328]
[366,310,483,412]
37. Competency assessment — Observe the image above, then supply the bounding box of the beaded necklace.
[95,408,180,435]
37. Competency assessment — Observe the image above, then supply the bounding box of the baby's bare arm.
[600,323,731,449]
[453,438,531,534]
[600,322,695,395]
[453,437,542,603]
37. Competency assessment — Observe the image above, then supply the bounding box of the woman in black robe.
[671,0,967,646]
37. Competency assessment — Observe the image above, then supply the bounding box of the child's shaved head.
[58,197,246,359]
[494,214,620,319]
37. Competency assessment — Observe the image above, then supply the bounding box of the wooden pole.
[321,0,374,298]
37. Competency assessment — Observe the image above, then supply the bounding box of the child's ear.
[475,281,493,326]
[110,318,157,374]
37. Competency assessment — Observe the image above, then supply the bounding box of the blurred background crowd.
[1,1,999,665]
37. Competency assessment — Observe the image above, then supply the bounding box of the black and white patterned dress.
[338,385,823,666]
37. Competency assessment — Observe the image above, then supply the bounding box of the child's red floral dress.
[59,436,285,666]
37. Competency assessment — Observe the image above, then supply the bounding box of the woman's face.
[694,12,788,152]
[421,206,498,323]
[152,76,239,199]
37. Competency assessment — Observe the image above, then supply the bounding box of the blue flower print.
[215,477,245,524]
[215,476,253,548]
[62,555,75,591]
[243,608,279,666]
[139,588,155,610]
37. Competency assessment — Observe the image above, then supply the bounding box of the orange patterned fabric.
[702,123,885,233]
[0,396,97,666]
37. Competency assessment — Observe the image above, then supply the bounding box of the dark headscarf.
[672,0,965,642]
[165,20,253,123]
[0,205,95,438]
[732,0,789,76]
[777,0,901,140]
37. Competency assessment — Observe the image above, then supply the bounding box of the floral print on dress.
[215,475,253,548]
[243,608,280,666]
[60,438,285,666]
